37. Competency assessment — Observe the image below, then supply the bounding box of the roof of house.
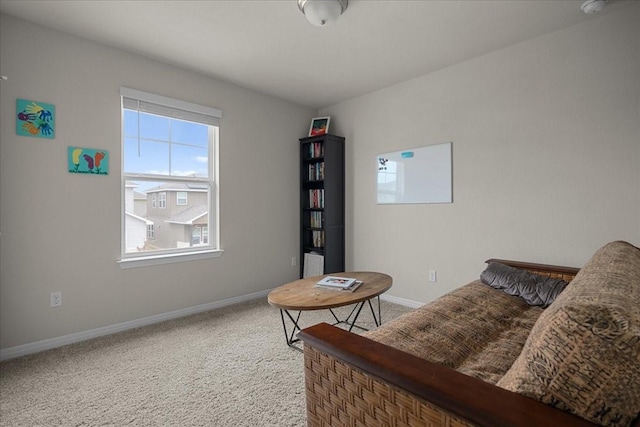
[165,205,208,225]
[125,211,153,225]
[146,183,208,193]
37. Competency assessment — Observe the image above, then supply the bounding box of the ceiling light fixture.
[298,0,348,27]
[580,0,607,14]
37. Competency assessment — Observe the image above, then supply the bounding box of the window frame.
[176,191,188,206]
[192,227,202,245]
[158,192,167,209]
[118,88,223,268]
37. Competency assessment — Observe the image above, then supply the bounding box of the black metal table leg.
[277,296,385,351]
[367,296,381,327]
[279,309,304,351]
[347,301,366,332]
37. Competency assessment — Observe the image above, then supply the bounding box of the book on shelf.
[307,142,323,159]
[309,189,324,208]
[315,280,363,293]
[316,276,357,288]
[311,230,324,248]
[310,211,323,228]
[307,162,324,181]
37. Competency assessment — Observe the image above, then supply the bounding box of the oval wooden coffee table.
[268,271,392,350]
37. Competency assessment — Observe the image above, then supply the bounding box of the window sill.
[117,249,224,269]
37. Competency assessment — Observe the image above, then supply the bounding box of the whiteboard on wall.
[376,142,452,204]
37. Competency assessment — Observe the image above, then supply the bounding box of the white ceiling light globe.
[298,0,348,27]
[580,0,607,14]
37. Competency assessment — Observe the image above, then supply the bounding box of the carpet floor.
[0,297,413,426]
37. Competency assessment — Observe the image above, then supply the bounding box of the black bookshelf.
[300,134,345,278]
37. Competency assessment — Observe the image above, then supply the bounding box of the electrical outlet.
[291,256,297,266]
[50,291,62,308]
[429,270,437,282]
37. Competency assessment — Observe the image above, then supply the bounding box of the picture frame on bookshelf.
[308,117,330,137]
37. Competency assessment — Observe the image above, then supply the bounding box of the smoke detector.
[581,0,607,14]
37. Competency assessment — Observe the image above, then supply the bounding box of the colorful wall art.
[68,147,109,175]
[16,99,55,139]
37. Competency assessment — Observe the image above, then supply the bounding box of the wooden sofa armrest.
[485,259,580,282]
[299,322,599,427]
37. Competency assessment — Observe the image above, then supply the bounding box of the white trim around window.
[117,249,224,269]
[120,87,222,265]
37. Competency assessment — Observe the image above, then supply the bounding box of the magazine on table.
[315,280,363,293]
[315,276,357,288]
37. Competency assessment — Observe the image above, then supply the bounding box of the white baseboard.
[380,293,423,309]
[0,289,271,362]
[1,289,422,361]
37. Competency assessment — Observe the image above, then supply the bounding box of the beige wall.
[2,5,639,355]
[320,5,640,303]
[0,14,313,351]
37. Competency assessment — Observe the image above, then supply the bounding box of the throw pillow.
[497,241,640,427]
[480,262,568,308]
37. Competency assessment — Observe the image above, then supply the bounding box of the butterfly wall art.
[68,147,109,175]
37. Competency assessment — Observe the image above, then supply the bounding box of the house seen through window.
[121,88,221,258]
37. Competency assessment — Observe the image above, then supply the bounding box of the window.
[192,226,208,246]
[192,227,202,245]
[120,87,221,264]
[176,191,188,206]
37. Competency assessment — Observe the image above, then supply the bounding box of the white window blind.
[120,87,221,126]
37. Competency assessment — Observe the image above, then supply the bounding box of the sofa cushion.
[497,241,640,427]
[364,281,543,384]
[480,262,568,308]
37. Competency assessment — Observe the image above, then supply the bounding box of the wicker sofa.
[298,241,640,427]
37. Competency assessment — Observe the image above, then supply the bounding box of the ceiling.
[0,0,630,109]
